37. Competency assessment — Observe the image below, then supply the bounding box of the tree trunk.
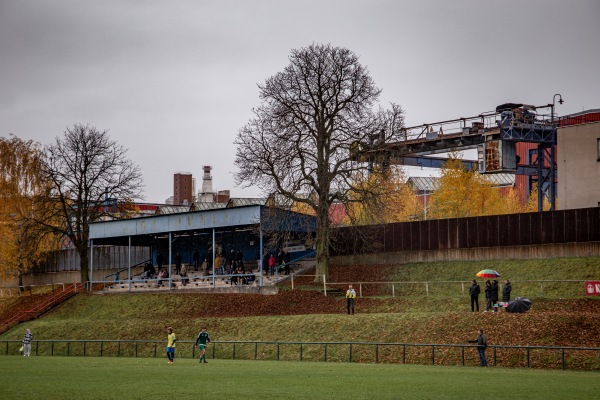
[17,266,24,293]
[314,203,331,283]
[78,243,90,283]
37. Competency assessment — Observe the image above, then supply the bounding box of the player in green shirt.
[195,327,211,363]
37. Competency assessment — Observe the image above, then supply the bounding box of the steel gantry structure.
[357,102,559,211]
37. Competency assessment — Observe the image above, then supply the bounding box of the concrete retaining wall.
[331,241,600,265]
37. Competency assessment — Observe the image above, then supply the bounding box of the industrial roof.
[408,174,515,192]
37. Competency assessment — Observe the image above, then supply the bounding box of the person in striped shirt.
[22,329,33,356]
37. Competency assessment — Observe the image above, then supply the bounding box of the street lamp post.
[549,94,563,211]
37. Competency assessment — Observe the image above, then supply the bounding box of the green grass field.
[1,356,598,400]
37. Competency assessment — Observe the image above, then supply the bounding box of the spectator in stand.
[228,250,235,272]
[277,249,285,273]
[502,279,512,304]
[491,280,499,312]
[469,279,481,312]
[175,252,182,275]
[214,254,221,274]
[156,268,169,287]
[180,264,188,286]
[143,262,155,279]
[283,250,291,275]
[193,250,200,271]
[218,253,226,275]
[201,258,209,275]
[22,329,33,357]
[262,252,269,274]
[484,280,492,312]
[268,253,276,276]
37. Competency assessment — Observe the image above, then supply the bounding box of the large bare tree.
[39,124,144,282]
[235,44,404,281]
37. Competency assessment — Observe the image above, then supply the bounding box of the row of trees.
[0,126,143,285]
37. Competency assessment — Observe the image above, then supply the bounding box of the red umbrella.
[476,269,501,278]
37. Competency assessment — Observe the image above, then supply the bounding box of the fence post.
[425,283,429,296]
[359,284,362,297]
[277,343,280,361]
[461,346,464,365]
[493,346,497,366]
[300,343,303,361]
[431,345,435,365]
[101,341,104,357]
[375,344,378,364]
[324,344,327,362]
[84,341,87,357]
[323,275,327,296]
[540,282,544,297]
[561,348,565,369]
[392,284,395,298]
[403,345,406,364]
[255,343,258,360]
[233,343,236,360]
[461,282,465,295]
[291,274,294,290]
[526,347,530,368]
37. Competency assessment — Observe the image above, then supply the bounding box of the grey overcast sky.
[1,0,599,203]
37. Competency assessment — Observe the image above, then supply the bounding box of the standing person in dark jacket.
[175,252,182,276]
[491,280,499,312]
[484,280,492,312]
[476,329,488,366]
[469,280,481,312]
[502,279,512,303]
[283,250,291,275]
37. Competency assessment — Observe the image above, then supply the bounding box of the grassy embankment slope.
[1,257,599,367]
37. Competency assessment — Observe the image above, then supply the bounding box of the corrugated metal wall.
[330,207,600,256]
[41,246,150,272]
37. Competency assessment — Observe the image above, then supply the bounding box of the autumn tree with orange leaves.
[0,135,59,287]
[427,156,533,219]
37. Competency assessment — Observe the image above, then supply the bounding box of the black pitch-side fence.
[2,340,599,370]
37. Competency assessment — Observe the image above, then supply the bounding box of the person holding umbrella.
[484,280,492,312]
[469,280,480,312]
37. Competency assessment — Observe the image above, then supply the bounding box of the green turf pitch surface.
[1,356,598,400]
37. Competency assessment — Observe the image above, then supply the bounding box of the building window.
[597,138,600,161]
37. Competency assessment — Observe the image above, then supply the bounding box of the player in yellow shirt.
[166,327,176,364]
